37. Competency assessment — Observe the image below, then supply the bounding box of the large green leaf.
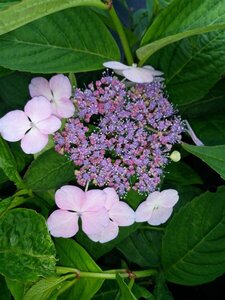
[138,0,225,63]
[24,149,74,191]
[0,136,24,188]
[117,228,163,268]
[179,80,225,117]
[0,7,120,73]
[0,0,107,35]
[162,186,225,285]
[149,30,225,106]
[55,238,104,300]
[186,114,225,146]
[0,208,56,280]
[182,143,225,180]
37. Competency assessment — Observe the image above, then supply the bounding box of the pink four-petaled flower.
[47,185,135,243]
[29,74,75,118]
[47,185,109,238]
[0,97,61,154]
[135,189,179,225]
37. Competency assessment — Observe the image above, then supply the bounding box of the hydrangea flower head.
[103,61,163,83]
[29,74,75,118]
[54,75,183,196]
[0,97,61,154]
[135,189,179,225]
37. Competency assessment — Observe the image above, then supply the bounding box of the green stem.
[56,267,156,280]
[69,72,77,88]
[108,6,133,65]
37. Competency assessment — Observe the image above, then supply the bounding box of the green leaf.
[0,7,120,73]
[117,228,163,268]
[0,197,12,216]
[24,276,70,300]
[179,80,225,118]
[5,278,27,300]
[0,208,56,280]
[182,143,225,180]
[0,0,107,35]
[138,0,225,63]
[0,136,24,188]
[55,238,104,300]
[162,186,225,285]
[187,115,225,146]
[0,1,22,11]
[116,274,137,300]
[164,162,203,186]
[149,30,225,106]
[24,149,74,191]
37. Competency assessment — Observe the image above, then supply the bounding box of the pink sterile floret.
[47,185,109,238]
[29,74,75,118]
[135,189,179,225]
[88,187,135,243]
[0,96,61,154]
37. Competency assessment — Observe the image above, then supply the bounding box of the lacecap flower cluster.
[54,75,183,195]
[0,62,183,243]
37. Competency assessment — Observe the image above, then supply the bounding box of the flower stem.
[108,6,134,65]
[56,266,156,280]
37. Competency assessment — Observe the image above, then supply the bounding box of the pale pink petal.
[82,190,106,212]
[51,98,75,118]
[103,187,119,210]
[49,74,72,100]
[88,221,119,243]
[159,189,179,208]
[81,208,109,235]
[36,116,61,134]
[103,61,131,76]
[146,191,161,205]
[135,200,154,222]
[21,127,48,154]
[123,68,154,83]
[29,77,52,100]
[103,61,129,70]
[24,97,52,123]
[143,65,164,76]
[47,209,79,238]
[0,110,30,142]
[109,202,135,226]
[147,207,173,225]
[55,185,85,212]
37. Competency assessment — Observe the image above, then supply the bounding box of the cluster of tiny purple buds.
[54,75,183,195]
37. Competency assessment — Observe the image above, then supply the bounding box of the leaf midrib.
[0,37,115,60]
[164,209,225,276]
